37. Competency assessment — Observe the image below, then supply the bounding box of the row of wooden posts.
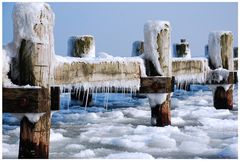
[3,35,237,158]
[2,3,238,159]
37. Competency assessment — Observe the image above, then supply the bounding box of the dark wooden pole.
[213,85,233,110]
[151,94,171,126]
[18,112,51,158]
[18,38,52,158]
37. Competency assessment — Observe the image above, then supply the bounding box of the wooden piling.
[175,39,190,58]
[15,3,54,158]
[68,35,95,58]
[213,85,233,110]
[18,39,52,158]
[132,41,144,56]
[208,32,234,110]
[144,21,172,126]
[174,39,191,91]
[68,35,94,106]
[151,94,171,126]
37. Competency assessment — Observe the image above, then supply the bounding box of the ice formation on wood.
[13,113,45,123]
[172,58,209,84]
[175,39,191,58]
[144,20,171,76]
[206,68,229,83]
[208,31,233,70]
[3,2,55,87]
[68,35,95,58]
[2,49,13,87]
[132,41,144,56]
[147,93,168,108]
[3,2,147,92]
[53,55,146,91]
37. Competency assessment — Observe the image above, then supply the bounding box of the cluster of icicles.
[58,83,139,111]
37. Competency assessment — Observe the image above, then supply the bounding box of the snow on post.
[68,35,95,58]
[11,2,55,87]
[143,20,172,126]
[144,20,172,76]
[207,31,234,110]
[2,49,13,87]
[9,3,55,158]
[132,41,144,56]
[175,39,191,58]
[208,31,233,70]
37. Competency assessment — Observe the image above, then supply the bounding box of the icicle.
[85,89,89,110]
[105,86,109,110]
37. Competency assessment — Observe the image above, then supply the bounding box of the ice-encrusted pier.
[2,2,238,159]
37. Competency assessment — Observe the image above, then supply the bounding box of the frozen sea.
[2,85,238,159]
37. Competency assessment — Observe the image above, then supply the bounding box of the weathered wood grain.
[3,87,49,113]
[140,76,174,93]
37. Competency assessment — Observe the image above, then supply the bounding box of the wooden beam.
[3,87,60,113]
[3,87,49,113]
[140,76,174,93]
[53,56,142,85]
[172,58,208,76]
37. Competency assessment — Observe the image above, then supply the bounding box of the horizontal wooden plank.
[53,56,142,85]
[172,58,208,75]
[139,76,174,93]
[3,87,50,113]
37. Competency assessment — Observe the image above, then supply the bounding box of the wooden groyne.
[2,3,238,159]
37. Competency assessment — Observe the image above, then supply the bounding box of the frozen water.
[2,85,238,159]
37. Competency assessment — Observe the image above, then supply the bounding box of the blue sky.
[2,2,238,57]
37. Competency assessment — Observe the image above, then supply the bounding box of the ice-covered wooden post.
[233,47,238,71]
[68,35,95,58]
[144,21,172,126]
[208,31,234,110]
[132,41,144,56]
[175,39,191,58]
[68,35,95,106]
[174,39,191,91]
[12,3,55,158]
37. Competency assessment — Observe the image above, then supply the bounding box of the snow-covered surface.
[3,2,55,86]
[144,20,171,76]
[175,73,206,84]
[2,85,238,159]
[172,57,209,84]
[185,45,191,59]
[12,113,45,124]
[2,49,13,87]
[54,54,147,78]
[13,3,54,47]
[206,68,229,83]
[147,93,168,107]
[96,52,113,58]
[208,31,232,69]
